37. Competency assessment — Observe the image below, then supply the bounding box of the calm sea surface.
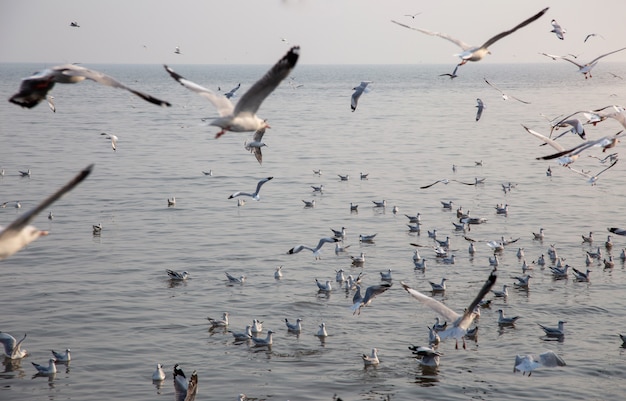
[1,62,626,401]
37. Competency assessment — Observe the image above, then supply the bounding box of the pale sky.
[1,0,625,65]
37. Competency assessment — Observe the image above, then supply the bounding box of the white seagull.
[167,269,189,281]
[32,358,57,375]
[284,318,303,332]
[51,348,71,362]
[475,98,485,121]
[164,46,300,138]
[223,83,241,99]
[401,270,497,349]
[225,272,246,284]
[9,64,171,109]
[391,8,548,68]
[288,237,338,259]
[244,127,267,165]
[362,348,379,366]
[0,164,92,261]
[101,132,118,151]
[315,278,332,291]
[538,320,566,337]
[351,283,392,315]
[228,177,273,201]
[207,312,229,328]
[152,363,166,381]
[484,78,530,104]
[550,19,566,40]
[555,47,626,79]
[0,332,28,359]
[251,330,274,347]
[229,325,253,341]
[351,81,372,112]
[514,351,566,376]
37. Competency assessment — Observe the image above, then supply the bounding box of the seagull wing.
[362,283,392,305]
[522,125,565,152]
[484,78,504,94]
[0,164,92,245]
[476,99,484,121]
[456,270,498,330]
[401,282,461,322]
[58,64,171,107]
[479,7,549,49]
[391,20,472,50]
[254,176,273,195]
[0,333,17,356]
[164,65,234,116]
[420,179,446,189]
[233,46,300,115]
[184,371,198,401]
[314,237,338,251]
[253,127,266,142]
[537,351,566,367]
[587,47,626,65]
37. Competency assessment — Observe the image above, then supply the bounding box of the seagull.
[338,174,349,181]
[311,184,324,193]
[70,21,80,27]
[513,274,532,289]
[237,199,245,207]
[439,64,459,79]
[492,284,508,298]
[351,81,372,112]
[608,227,626,236]
[404,12,422,19]
[251,319,263,334]
[350,202,359,212]
[251,330,274,347]
[165,269,189,281]
[334,243,351,255]
[32,358,57,375]
[285,318,303,333]
[401,270,496,349]
[550,118,586,141]
[420,179,449,189]
[46,95,56,112]
[359,233,377,242]
[550,19,566,40]
[351,252,366,265]
[0,164,92,261]
[229,325,253,341]
[362,348,379,366]
[19,169,31,177]
[315,278,332,292]
[51,348,71,362]
[316,323,328,337]
[572,268,591,282]
[228,177,273,201]
[405,213,422,223]
[225,272,246,284]
[536,131,623,164]
[101,132,118,151]
[567,160,618,185]
[92,223,102,235]
[514,351,566,376]
[475,98,485,121]
[173,365,198,401]
[584,33,604,43]
[582,232,594,243]
[538,320,566,337]
[288,237,338,259]
[484,78,530,104]
[441,200,453,209]
[207,312,229,328]
[331,227,346,239]
[9,65,171,109]
[556,47,626,79]
[174,46,182,54]
[0,332,28,359]
[244,127,267,165]
[380,269,393,281]
[202,170,213,176]
[302,199,316,208]
[391,8,548,68]
[167,197,176,207]
[372,200,386,208]
[152,363,165,381]
[497,309,520,326]
[532,228,544,240]
[429,278,447,292]
[223,83,241,99]
[408,345,442,367]
[274,265,283,280]
[360,172,369,180]
[164,46,300,138]
[351,283,392,315]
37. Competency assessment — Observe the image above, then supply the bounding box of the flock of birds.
[3,7,626,401]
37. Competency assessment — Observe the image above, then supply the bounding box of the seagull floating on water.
[166,269,188,281]
[51,348,71,362]
[284,318,303,332]
[32,358,57,375]
[152,363,165,381]
[9,65,171,109]
[207,312,229,328]
[164,46,299,138]
[362,348,379,366]
[225,272,246,284]
[497,309,520,326]
[229,325,253,341]
[538,320,566,337]
[0,164,92,261]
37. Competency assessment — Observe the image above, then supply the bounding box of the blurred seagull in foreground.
[401,270,496,349]
[0,164,92,261]
[164,46,300,138]
[514,351,565,376]
[391,8,548,68]
[228,177,273,201]
[351,81,372,112]
[9,65,171,109]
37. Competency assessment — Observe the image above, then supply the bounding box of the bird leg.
[215,129,226,139]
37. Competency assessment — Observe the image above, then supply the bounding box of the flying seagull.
[351,81,372,112]
[9,64,171,109]
[351,283,392,315]
[228,177,273,201]
[287,237,338,260]
[475,98,485,121]
[484,78,530,104]
[164,46,300,138]
[391,7,548,68]
[567,160,618,185]
[514,351,566,376]
[550,19,566,40]
[556,47,626,79]
[401,269,497,349]
[0,164,93,261]
[224,83,241,99]
[244,127,267,165]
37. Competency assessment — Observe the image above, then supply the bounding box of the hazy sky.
[1,0,625,65]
